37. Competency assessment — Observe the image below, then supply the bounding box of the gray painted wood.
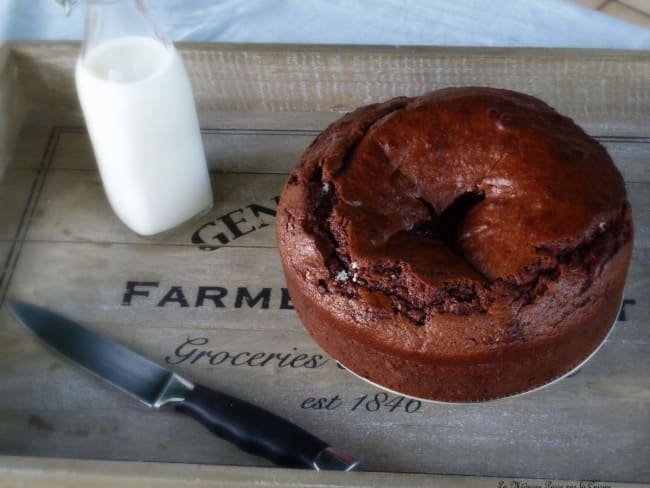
[49,128,319,173]
[0,42,648,484]
[0,169,38,240]
[3,456,642,488]
[8,43,650,136]
[0,45,24,174]
[13,128,650,250]
[35,127,650,181]
[26,170,283,247]
[0,242,10,271]
[4,125,56,169]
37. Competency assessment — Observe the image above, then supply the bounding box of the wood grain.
[604,138,650,183]
[0,42,648,484]
[26,170,283,247]
[4,456,643,488]
[1,241,647,479]
[15,128,650,250]
[14,166,650,251]
[8,125,59,169]
[0,169,38,240]
[0,45,25,174]
[0,242,11,275]
[0,303,648,479]
[8,42,650,135]
[6,243,295,331]
[49,128,318,172]
[34,128,650,181]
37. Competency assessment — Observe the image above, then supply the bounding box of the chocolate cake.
[276,87,633,402]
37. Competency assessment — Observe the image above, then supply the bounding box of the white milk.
[75,36,213,236]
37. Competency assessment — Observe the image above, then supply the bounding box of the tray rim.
[0,455,642,487]
[0,40,647,485]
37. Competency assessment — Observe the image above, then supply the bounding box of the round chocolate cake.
[276,87,633,402]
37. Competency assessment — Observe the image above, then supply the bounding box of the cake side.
[286,241,630,401]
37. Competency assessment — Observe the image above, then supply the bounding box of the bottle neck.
[52,0,79,16]
[81,0,170,59]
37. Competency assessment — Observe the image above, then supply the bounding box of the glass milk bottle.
[75,0,213,236]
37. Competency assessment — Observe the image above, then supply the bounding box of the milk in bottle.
[75,0,213,236]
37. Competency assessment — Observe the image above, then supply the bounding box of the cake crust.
[276,87,633,401]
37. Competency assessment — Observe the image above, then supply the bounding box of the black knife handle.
[174,384,359,470]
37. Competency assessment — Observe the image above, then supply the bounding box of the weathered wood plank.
[618,246,649,335]
[0,310,648,480]
[0,409,274,468]
[4,125,52,169]
[50,128,317,173]
[1,308,648,478]
[8,457,642,488]
[1,234,646,479]
[12,130,650,252]
[599,247,647,345]
[0,169,38,240]
[41,128,650,182]
[21,166,650,249]
[3,241,647,340]
[629,182,650,249]
[1,303,648,408]
[0,45,25,173]
[9,43,650,136]
[26,171,283,247]
[0,242,11,274]
[604,139,650,183]
[1,395,647,480]
[0,248,647,475]
[6,243,297,331]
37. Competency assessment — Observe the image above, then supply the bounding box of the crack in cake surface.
[290,89,631,329]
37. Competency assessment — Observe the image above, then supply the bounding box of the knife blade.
[8,300,360,471]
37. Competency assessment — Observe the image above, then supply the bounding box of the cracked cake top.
[277,87,632,359]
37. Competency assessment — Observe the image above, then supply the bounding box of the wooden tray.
[0,42,648,486]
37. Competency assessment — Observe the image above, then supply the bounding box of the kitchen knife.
[8,300,360,471]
